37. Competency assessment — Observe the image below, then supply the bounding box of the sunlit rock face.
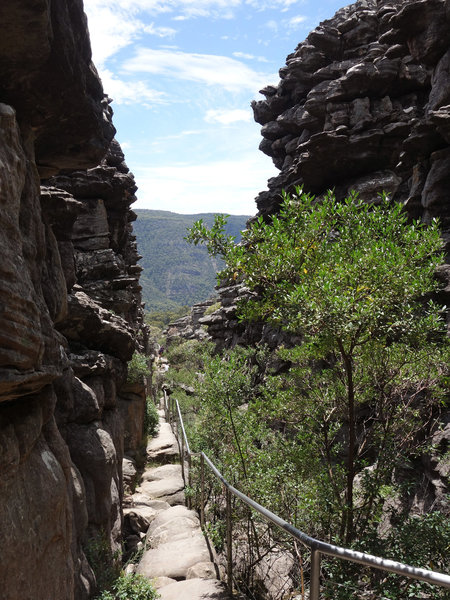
[0,2,147,599]
[252,0,450,261]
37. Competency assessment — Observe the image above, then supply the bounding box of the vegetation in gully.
[159,190,450,599]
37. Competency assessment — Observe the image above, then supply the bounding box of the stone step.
[136,477,185,506]
[158,578,231,600]
[146,421,179,462]
[131,411,232,599]
[136,534,212,579]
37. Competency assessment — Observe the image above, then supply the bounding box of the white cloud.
[233,51,255,60]
[83,2,142,67]
[152,130,205,143]
[205,108,252,124]
[245,0,301,10]
[100,69,167,106]
[122,48,274,92]
[144,23,177,37]
[84,0,242,23]
[132,153,277,214]
[265,20,279,32]
[289,14,307,28]
[233,51,268,63]
[83,1,176,68]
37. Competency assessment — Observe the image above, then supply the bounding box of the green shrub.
[323,510,450,599]
[187,188,447,545]
[127,352,149,383]
[145,306,190,329]
[204,301,221,316]
[84,532,121,592]
[164,340,214,394]
[144,398,159,437]
[96,573,159,600]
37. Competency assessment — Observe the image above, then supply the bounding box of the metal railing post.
[167,392,171,426]
[226,487,233,595]
[200,453,205,528]
[163,389,168,421]
[180,426,185,485]
[310,549,321,600]
[187,451,192,510]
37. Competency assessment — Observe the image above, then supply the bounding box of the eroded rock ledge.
[253,0,450,256]
[0,2,147,599]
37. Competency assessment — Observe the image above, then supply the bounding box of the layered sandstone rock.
[252,0,450,259]
[0,2,147,599]
[165,298,217,343]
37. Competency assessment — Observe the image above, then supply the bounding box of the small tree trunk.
[338,341,356,544]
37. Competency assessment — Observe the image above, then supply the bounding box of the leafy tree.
[187,188,447,544]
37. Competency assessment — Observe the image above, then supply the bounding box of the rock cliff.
[206,0,450,347]
[0,2,147,599]
[253,0,450,245]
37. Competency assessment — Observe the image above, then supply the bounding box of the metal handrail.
[169,397,450,599]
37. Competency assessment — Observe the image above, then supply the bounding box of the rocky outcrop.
[165,298,217,343]
[252,0,450,264]
[0,3,147,599]
[0,0,114,177]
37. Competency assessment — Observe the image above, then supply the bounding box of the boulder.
[123,456,138,489]
[136,536,211,579]
[186,562,218,580]
[158,578,230,600]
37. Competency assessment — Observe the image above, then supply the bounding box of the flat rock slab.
[147,422,179,461]
[147,506,201,547]
[153,576,177,589]
[142,463,182,482]
[149,521,204,547]
[157,578,231,600]
[137,476,185,506]
[186,562,217,580]
[127,494,171,512]
[123,507,157,531]
[148,505,200,533]
[136,536,211,579]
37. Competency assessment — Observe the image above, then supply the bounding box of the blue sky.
[83,0,347,215]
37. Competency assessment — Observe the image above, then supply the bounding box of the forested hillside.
[134,210,249,313]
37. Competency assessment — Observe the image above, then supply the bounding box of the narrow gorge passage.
[124,406,231,600]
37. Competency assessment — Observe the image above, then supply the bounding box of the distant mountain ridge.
[134,209,250,313]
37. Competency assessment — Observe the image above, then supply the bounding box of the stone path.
[123,409,231,600]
